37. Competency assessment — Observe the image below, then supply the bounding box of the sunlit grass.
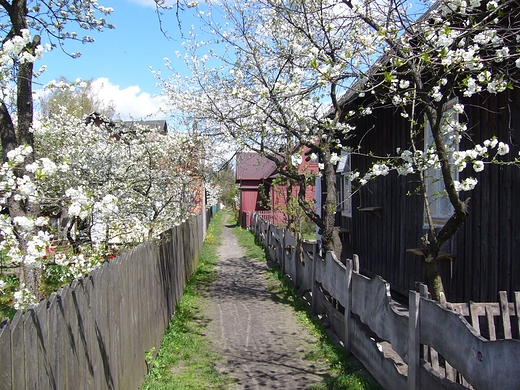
[139,210,235,390]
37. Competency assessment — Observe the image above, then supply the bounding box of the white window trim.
[424,97,459,227]
[336,153,352,218]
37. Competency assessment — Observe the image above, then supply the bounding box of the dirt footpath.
[202,216,329,389]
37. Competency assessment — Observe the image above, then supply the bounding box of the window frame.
[423,97,460,227]
[336,152,352,218]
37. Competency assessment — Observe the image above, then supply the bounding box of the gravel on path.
[202,216,330,389]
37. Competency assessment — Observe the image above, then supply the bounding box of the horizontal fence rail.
[0,207,218,390]
[251,213,520,390]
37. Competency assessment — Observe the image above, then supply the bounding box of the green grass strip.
[140,210,235,390]
[232,220,382,390]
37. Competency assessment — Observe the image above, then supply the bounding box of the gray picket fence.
[0,210,211,390]
[251,213,520,390]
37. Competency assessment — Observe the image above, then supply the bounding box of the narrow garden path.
[201,215,330,389]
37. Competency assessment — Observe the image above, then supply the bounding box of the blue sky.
[35,0,192,119]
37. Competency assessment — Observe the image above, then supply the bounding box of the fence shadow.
[0,207,217,389]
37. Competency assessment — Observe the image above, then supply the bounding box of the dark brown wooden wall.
[342,89,520,303]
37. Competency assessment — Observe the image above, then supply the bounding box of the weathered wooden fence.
[0,207,217,390]
[251,213,520,390]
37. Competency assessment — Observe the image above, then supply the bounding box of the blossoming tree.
[339,0,520,300]
[157,0,379,258]
[1,102,207,309]
[163,0,520,300]
[0,1,114,299]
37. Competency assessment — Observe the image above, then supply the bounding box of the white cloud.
[91,77,167,120]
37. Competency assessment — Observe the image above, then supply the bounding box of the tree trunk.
[0,1,44,298]
[424,253,445,301]
[321,151,342,260]
[285,181,296,233]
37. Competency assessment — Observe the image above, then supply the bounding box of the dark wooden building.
[336,88,520,303]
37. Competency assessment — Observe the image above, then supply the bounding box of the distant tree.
[38,77,115,120]
[206,164,237,208]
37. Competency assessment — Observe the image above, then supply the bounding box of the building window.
[424,97,459,226]
[336,153,352,218]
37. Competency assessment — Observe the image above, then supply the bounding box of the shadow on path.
[202,216,329,389]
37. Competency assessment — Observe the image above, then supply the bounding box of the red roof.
[236,153,277,181]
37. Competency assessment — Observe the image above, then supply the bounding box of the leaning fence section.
[251,213,520,390]
[0,212,208,390]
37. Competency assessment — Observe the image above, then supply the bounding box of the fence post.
[266,221,271,250]
[344,258,353,353]
[281,228,286,272]
[0,319,12,389]
[352,254,359,273]
[311,242,318,316]
[408,290,420,390]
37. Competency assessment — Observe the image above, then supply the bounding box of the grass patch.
[139,210,235,390]
[231,217,381,390]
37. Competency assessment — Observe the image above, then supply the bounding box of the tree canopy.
[0,2,211,310]
[161,0,520,300]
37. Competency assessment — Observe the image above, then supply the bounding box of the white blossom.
[452,103,464,114]
[13,284,36,310]
[454,177,478,192]
[497,142,510,155]
[473,160,485,172]
[330,153,341,165]
[372,163,390,177]
[291,154,303,166]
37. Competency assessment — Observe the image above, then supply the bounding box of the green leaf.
[384,72,395,82]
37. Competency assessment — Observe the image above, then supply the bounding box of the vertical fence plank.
[60,285,80,390]
[0,319,12,390]
[83,275,102,390]
[108,261,122,390]
[353,254,359,273]
[121,252,133,388]
[67,280,85,388]
[499,291,512,339]
[23,309,39,389]
[344,258,353,353]
[94,265,115,390]
[76,279,96,388]
[469,302,481,336]
[485,306,497,341]
[9,312,24,390]
[311,242,318,316]
[147,243,156,354]
[134,248,147,385]
[47,293,66,390]
[34,302,52,389]
[417,284,430,363]
[408,291,420,390]
[445,361,456,382]
[515,291,520,338]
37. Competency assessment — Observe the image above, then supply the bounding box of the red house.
[235,150,318,228]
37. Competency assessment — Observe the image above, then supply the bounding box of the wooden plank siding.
[341,88,520,303]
